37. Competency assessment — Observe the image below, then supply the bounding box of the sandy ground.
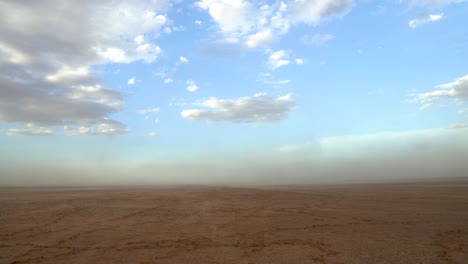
[1,182,467,264]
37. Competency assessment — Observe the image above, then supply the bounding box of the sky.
[0,0,467,186]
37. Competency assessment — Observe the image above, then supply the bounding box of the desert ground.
[1,181,467,263]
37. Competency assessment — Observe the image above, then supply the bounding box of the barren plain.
[1,181,467,263]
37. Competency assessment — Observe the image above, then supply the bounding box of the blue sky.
[0,0,467,185]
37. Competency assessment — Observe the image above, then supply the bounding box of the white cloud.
[6,127,53,136]
[46,66,89,83]
[409,13,443,29]
[0,42,30,65]
[244,29,274,48]
[64,121,128,136]
[263,79,291,86]
[66,85,123,109]
[155,70,175,84]
[410,74,468,111]
[302,33,335,46]
[134,35,145,45]
[1,78,125,128]
[196,0,254,35]
[186,80,199,92]
[289,0,353,25]
[5,1,169,65]
[295,58,305,65]
[179,56,189,63]
[98,47,127,63]
[63,126,91,136]
[436,74,468,99]
[195,20,203,25]
[148,131,158,137]
[258,73,291,87]
[136,108,160,115]
[196,0,353,49]
[267,50,290,70]
[127,77,136,85]
[0,1,171,135]
[95,24,163,64]
[163,25,185,34]
[181,93,296,123]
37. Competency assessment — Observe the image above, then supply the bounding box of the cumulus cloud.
[127,77,136,85]
[409,13,443,28]
[295,58,305,65]
[244,29,275,48]
[65,85,123,109]
[196,0,254,35]
[179,56,189,63]
[289,0,353,25]
[267,50,290,70]
[410,74,468,110]
[181,93,296,123]
[186,80,199,92]
[302,33,335,46]
[0,77,124,126]
[46,67,90,84]
[0,0,170,135]
[196,0,353,49]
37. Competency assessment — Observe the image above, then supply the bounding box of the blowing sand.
[1,181,467,263]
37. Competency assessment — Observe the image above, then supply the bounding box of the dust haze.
[1,127,467,186]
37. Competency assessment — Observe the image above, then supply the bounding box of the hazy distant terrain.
[1,181,467,263]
